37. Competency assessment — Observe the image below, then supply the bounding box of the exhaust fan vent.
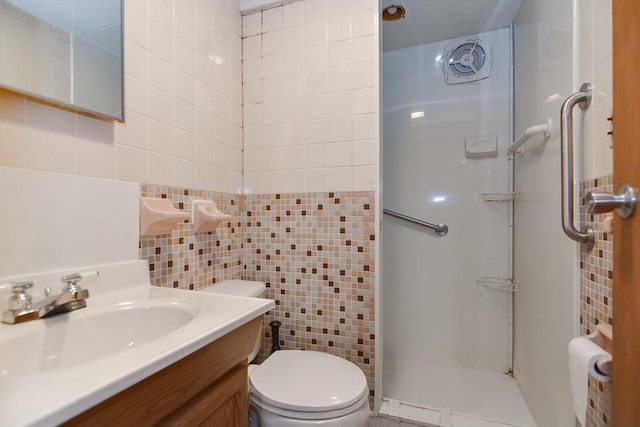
[444,37,491,85]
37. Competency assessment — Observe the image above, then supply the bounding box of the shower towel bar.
[507,119,552,155]
[383,209,448,236]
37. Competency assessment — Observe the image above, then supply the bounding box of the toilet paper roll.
[568,337,610,426]
[588,355,612,383]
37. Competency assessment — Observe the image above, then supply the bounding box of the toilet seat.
[249,350,369,420]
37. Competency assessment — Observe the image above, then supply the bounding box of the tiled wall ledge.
[579,175,613,427]
[243,191,376,400]
[139,184,244,289]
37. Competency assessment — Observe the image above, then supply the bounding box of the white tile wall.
[578,0,613,180]
[0,167,139,278]
[0,0,243,194]
[242,0,379,194]
[0,1,71,103]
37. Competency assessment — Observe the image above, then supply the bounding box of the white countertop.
[0,261,274,426]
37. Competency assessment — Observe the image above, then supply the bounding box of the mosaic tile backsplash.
[243,191,376,399]
[139,184,244,289]
[138,185,377,399]
[579,175,613,427]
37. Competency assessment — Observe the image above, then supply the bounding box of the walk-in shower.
[379,0,579,425]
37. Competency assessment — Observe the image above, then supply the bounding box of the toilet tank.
[199,280,266,362]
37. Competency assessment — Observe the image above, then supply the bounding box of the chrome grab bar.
[560,83,594,250]
[383,208,448,236]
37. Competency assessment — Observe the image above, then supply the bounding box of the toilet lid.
[249,350,368,413]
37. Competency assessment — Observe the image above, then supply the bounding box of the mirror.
[0,0,123,121]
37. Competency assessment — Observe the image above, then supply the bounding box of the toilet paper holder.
[587,323,613,377]
[568,323,613,424]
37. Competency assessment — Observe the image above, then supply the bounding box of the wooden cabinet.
[159,363,248,426]
[63,317,261,427]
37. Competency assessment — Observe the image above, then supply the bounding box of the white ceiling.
[382,0,522,51]
[240,0,522,49]
[10,0,519,56]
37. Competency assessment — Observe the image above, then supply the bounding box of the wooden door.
[612,0,640,424]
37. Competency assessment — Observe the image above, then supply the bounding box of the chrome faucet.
[2,271,97,324]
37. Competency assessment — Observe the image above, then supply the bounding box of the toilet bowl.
[250,350,370,427]
[199,280,370,427]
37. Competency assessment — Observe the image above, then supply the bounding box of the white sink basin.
[0,302,196,378]
[0,260,275,427]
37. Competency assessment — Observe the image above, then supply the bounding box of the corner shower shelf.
[482,193,519,203]
[476,277,519,292]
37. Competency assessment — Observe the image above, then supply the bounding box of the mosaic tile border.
[579,174,613,427]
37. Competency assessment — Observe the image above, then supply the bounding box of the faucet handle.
[8,281,33,311]
[61,271,99,283]
[11,281,33,292]
[61,271,99,292]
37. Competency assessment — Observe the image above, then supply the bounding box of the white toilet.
[200,280,370,427]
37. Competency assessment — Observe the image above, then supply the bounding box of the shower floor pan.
[380,357,536,427]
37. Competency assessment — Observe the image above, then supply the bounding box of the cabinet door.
[159,363,248,427]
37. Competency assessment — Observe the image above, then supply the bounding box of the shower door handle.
[560,83,595,250]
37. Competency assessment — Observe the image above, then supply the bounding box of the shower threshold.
[377,399,532,427]
[380,357,536,427]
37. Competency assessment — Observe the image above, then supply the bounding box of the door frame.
[612,0,640,423]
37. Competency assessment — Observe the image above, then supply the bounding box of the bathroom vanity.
[63,318,261,426]
[0,260,274,426]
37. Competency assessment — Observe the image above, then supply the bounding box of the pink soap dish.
[140,197,189,236]
[191,200,232,233]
